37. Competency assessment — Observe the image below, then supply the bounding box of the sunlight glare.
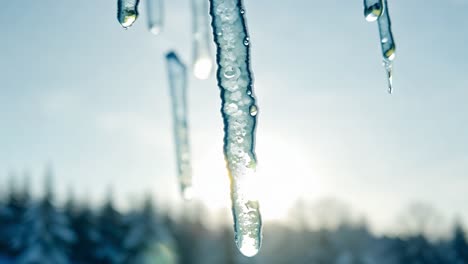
[191,133,320,222]
[193,57,213,80]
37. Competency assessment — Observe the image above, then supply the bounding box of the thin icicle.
[192,0,214,80]
[146,0,164,35]
[209,0,262,257]
[165,52,193,200]
[378,0,396,94]
[364,0,396,93]
[117,0,140,29]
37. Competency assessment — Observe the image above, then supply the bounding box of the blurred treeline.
[1,174,468,264]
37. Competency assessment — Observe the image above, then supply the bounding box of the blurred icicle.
[147,0,164,35]
[192,0,214,80]
[165,52,193,200]
[117,0,140,29]
[209,0,262,257]
[364,0,396,93]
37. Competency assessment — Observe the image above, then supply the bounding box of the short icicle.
[117,0,140,29]
[209,0,262,257]
[165,52,193,200]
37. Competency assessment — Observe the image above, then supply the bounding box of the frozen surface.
[117,0,140,29]
[166,52,193,200]
[209,0,262,257]
[146,0,163,35]
[192,0,214,79]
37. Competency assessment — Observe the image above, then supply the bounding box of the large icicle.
[364,0,396,93]
[146,0,163,35]
[117,0,140,29]
[209,0,262,257]
[192,0,214,80]
[165,52,193,200]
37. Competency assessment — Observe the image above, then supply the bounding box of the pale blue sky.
[1,0,467,233]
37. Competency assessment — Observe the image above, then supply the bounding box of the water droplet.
[243,37,250,46]
[240,9,245,14]
[249,105,258,116]
[223,66,241,79]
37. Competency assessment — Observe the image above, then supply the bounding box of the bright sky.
[1,0,467,233]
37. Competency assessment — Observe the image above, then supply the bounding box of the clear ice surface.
[117,0,140,29]
[363,0,383,22]
[165,52,193,200]
[378,0,396,94]
[209,0,262,257]
[146,0,163,35]
[192,0,214,80]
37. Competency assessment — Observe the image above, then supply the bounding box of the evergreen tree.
[66,192,100,264]
[452,222,468,263]
[95,191,126,264]
[14,170,76,264]
[0,174,31,257]
[123,194,174,264]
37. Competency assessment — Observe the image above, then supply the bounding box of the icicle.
[146,0,163,35]
[209,0,262,257]
[117,0,140,29]
[378,0,396,94]
[364,0,396,93]
[363,0,383,22]
[192,0,214,80]
[165,52,193,200]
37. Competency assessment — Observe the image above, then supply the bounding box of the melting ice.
[209,0,262,257]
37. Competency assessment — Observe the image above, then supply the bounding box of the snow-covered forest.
[0,174,467,264]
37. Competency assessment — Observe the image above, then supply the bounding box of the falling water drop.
[165,52,193,199]
[117,0,140,29]
[209,0,262,257]
[146,0,163,35]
